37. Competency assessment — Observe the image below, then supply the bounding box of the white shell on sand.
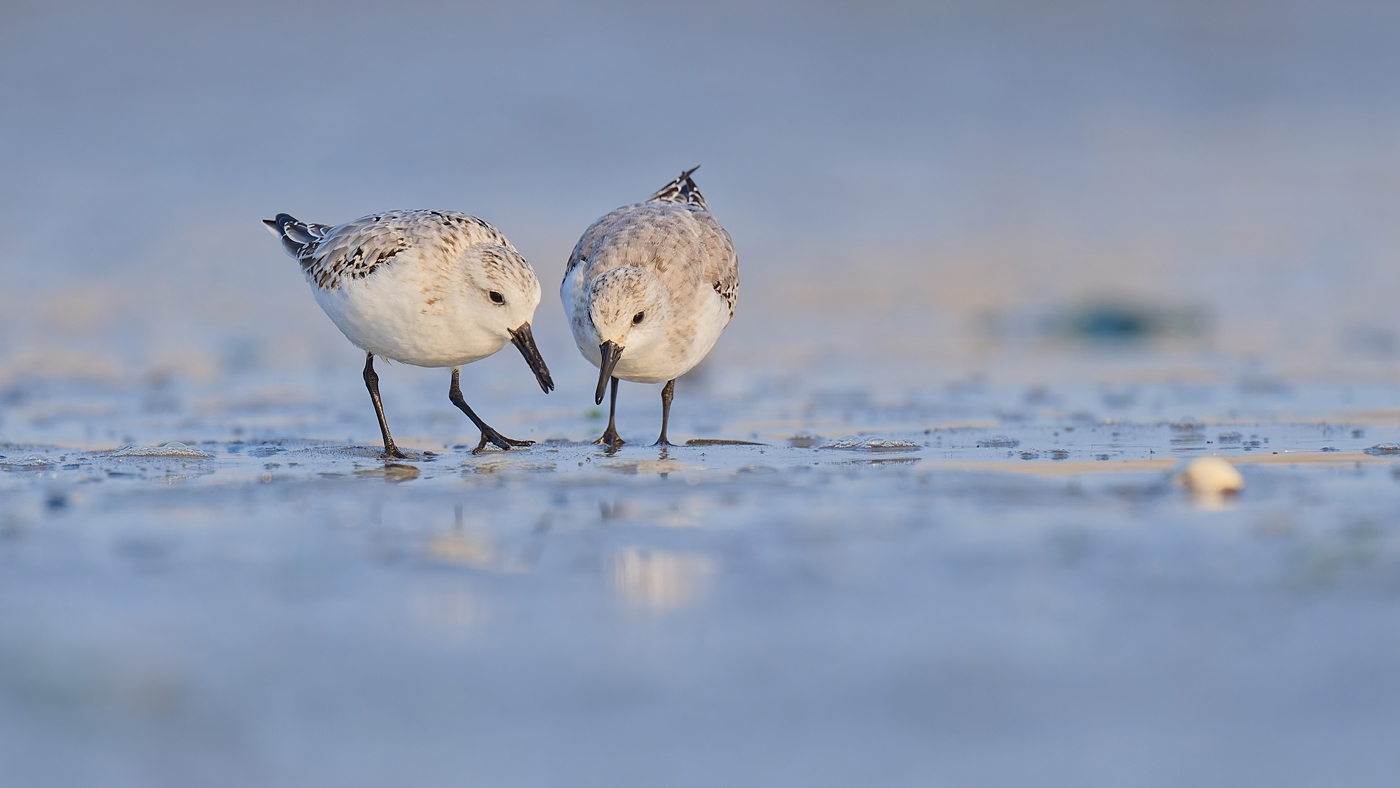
[1177,457,1244,495]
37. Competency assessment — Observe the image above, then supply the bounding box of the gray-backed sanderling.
[562,167,738,446]
[264,210,554,458]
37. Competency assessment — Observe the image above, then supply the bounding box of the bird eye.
[632,311,645,325]
[489,291,505,304]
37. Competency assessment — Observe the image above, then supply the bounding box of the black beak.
[595,341,623,404]
[509,323,554,393]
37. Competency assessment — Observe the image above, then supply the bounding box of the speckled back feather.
[265,210,515,292]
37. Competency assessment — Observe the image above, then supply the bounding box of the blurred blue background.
[5,0,1400,394]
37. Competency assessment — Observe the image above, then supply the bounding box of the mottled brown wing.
[302,210,510,291]
[564,204,630,284]
[299,214,411,290]
[697,212,738,319]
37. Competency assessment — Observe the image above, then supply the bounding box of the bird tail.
[647,166,707,210]
[261,213,330,257]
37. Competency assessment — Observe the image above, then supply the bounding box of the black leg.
[363,353,406,459]
[653,379,677,447]
[449,367,533,454]
[594,376,623,448]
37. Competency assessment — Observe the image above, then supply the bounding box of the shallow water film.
[6,1,1400,786]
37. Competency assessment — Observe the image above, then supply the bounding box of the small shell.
[1177,457,1244,495]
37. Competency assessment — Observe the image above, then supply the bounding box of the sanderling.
[561,167,738,446]
[263,210,554,458]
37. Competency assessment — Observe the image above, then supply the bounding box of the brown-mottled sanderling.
[562,167,738,447]
[264,210,553,458]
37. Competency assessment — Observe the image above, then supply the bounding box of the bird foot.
[593,428,624,449]
[472,431,534,454]
[380,444,409,460]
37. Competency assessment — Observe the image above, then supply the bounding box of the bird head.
[587,266,669,403]
[471,244,553,393]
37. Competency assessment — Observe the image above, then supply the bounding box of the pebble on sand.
[1176,457,1244,496]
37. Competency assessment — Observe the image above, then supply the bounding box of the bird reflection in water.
[610,547,715,613]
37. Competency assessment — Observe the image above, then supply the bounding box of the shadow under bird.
[263,209,554,457]
[562,167,738,446]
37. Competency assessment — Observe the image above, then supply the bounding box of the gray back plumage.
[566,168,738,320]
[264,210,515,291]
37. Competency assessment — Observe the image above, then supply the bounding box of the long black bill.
[595,341,623,404]
[509,323,555,393]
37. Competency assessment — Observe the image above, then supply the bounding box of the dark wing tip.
[647,166,708,210]
[264,213,300,232]
[265,213,314,255]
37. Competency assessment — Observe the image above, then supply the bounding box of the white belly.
[312,266,504,368]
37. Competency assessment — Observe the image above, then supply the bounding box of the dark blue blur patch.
[1073,304,1153,339]
[1046,300,1212,343]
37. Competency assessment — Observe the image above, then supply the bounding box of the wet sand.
[5,370,1400,787]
